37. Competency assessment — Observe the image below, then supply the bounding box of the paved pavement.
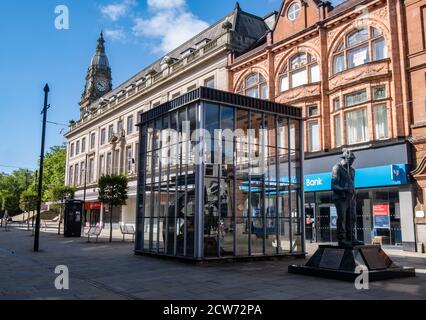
[0,227,425,300]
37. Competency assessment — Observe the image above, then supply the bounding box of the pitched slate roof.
[95,2,269,104]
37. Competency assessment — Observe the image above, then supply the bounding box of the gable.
[273,0,329,43]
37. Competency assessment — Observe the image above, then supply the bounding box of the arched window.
[332,26,388,75]
[279,53,320,92]
[237,72,268,99]
[287,2,301,21]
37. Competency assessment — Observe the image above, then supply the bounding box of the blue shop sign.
[304,164,408,192]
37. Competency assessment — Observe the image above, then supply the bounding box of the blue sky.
[0,0,343,173]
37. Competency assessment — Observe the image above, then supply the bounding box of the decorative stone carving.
[277,83,320,103]
[329,60,390,90]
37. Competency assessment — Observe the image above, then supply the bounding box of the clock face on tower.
[96,80,108,92]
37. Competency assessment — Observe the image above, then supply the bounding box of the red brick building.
[405,0,426,250]
[228,0,425,251]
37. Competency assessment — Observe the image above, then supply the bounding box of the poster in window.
[373,203,390,229]
[330,205,337,230]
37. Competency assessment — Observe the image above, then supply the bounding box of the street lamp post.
[34,84,49,252]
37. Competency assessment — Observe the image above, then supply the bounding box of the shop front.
[303,142,416,251]
[84,201,102,227]
[135,87,304,261]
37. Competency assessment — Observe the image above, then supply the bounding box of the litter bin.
[64,200,83,237]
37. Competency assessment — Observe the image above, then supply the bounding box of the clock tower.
[80,31,112,117]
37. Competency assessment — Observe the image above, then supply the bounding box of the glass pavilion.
[135,87,305,261]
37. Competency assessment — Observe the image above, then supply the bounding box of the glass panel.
[336,41,344,52]
[280,74,289,92]
[346,108,368,144]
[333,54,345,74]
[245,74,258,87]
[235,180,249,256]
[374,104,388,140]
[246,87,259,98]
[291,69,307,88]
[310,64,320,82]
[335,115,342,147]
[333,97,340,111]
[260,83,268,100]
[308,122,320,152]
[373,39,387,61]
[236,109,249,179]
[373,86,386,100]
[220,180,234,256]
[290,53,307,70]
[347,28,369,47]
[204,177,219,257]
[371,27,382,37]
[348,45,370,68]
[344,90,367,107]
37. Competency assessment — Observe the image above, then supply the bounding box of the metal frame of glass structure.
[135,87,305,261]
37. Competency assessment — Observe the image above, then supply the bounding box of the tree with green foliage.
[50,185,75,235]
[98,175,128,242]
[0,169,34,215]
[42,145,67,200]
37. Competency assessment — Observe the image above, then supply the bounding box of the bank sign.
[304,164,408,192]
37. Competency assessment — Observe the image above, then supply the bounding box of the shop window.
[372,86,387,100]
[237,72,268,99]
[279,53,319,92]
[344,89,367,107]
[332,26,387,75]
[374,104,389,140]
[345,108,368,145]
[308,121,320,152]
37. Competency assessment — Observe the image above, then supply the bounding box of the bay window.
[346,108,368,145]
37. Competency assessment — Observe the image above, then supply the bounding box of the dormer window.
[287,2,301,21]
[195,38,210,49]
[181,48,195,58]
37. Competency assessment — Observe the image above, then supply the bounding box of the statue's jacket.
[331,163,355,201]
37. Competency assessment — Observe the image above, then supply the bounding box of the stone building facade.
[228,0,422,251]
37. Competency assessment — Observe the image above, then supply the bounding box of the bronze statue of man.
[331,149,364,247]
